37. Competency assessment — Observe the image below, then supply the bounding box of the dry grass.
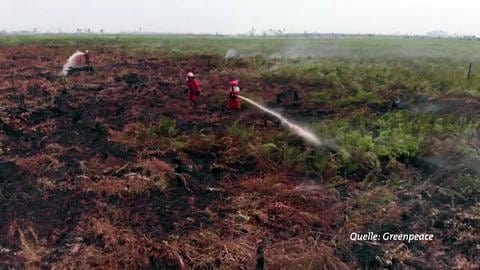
[31,119,58,136]
[18,226,47,270]
[159,230,257,269]
[15,153,64,177]
[345,186,404,226]
[50,216,159,269]
[108,122,147,147]
[139,158,174,174]
[80,173,168,197]
[265,240,350,270]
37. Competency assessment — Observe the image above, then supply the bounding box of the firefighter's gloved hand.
[196,90,200,96]
[184,88,189,94]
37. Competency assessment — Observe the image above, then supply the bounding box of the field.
[1,35,480,269]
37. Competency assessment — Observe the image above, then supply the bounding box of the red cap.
[229,80,239,87]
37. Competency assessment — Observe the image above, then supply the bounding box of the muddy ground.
[0,45,479,269]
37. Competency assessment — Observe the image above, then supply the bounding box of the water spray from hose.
[239,96,322,147]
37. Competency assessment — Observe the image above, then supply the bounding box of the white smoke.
[60,50,88,76]
[225,48,238,59]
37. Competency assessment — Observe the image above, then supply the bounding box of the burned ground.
[1,43,480,269]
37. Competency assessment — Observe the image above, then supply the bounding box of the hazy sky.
[1,0,480,35]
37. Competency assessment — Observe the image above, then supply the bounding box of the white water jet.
[239,96,322,146]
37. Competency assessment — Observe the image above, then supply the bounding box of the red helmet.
[229,80,239,87]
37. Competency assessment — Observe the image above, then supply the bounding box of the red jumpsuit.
[228,81,241,110]
[186,78,200,105]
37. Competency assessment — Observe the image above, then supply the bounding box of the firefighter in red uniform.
[227,79,241,110]
[185,72,200,107]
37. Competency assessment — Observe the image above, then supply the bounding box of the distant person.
[185,72,200,107]
[227,79,241,110]
[61,50,93,76]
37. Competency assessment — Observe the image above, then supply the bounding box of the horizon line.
[1,31,478,39]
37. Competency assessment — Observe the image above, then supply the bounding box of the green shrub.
[340,130,375,153]
[311,152,331,172]
[226,122,253,143]
[456,174,480,195]
[308,90,332,104]
[334,90,374,107]
[373,112,424,158]
[260,142,279,153]
[147,118,177,137]
[280,144,307,168]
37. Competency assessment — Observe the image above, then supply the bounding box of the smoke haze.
[2,0,480,35]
